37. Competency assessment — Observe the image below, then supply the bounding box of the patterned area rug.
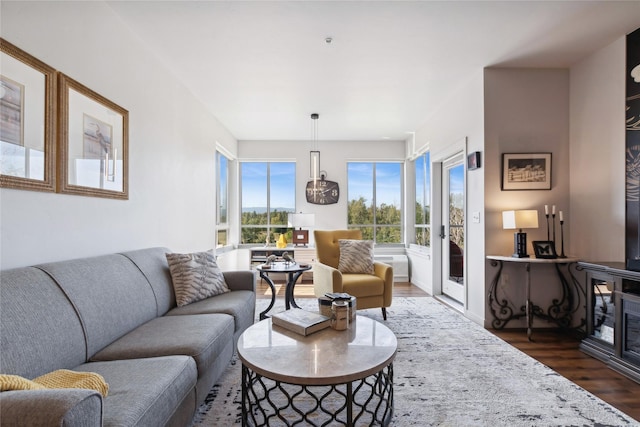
[191,297,638,426]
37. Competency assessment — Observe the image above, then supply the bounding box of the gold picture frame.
[0,38,57,192]
[58,73,128,199]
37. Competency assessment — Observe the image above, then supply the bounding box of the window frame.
[240,160,296,245]
[346,161,404,245]
[413,151,431,247]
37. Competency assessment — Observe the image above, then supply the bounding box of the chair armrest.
[374,262,394,307]
[373,262,393,283]
[223,270,257,292]
[312,262,344,297]
[0,389,103,426]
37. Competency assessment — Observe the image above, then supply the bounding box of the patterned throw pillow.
[165,251,230,307]
[337,239,374,274]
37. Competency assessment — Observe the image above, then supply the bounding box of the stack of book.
[271,308,331,336]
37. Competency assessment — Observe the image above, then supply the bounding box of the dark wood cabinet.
[579,261,640,384]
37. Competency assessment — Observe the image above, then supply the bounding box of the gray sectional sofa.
[0,247,256,426]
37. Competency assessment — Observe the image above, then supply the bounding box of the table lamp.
[502,210,539,258]
[287,213,315,247]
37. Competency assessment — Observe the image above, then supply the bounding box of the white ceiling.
[107,1,640,142]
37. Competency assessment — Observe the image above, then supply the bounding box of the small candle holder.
[552,213,556,252]
[559,219,567,258]
[545,213,550,241]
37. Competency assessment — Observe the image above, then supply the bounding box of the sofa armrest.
[312,262,344,297]
[0,389,103,426]
[223,270,256,292]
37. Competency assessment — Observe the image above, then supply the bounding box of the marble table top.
[237,315,397,386]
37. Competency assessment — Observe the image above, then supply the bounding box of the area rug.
[191,297,639,426]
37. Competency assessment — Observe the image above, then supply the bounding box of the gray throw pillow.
[165,251,229,306]
[337,239,374,274]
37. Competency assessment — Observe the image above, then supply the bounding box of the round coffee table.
[256,261,312,319]
[237,315,397,426]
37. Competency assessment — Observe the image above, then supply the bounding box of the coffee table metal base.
[241,364,394,427]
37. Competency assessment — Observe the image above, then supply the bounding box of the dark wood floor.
[257,280,640,421]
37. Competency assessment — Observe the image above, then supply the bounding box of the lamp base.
[511,253,530,258]
[512,231,529,258]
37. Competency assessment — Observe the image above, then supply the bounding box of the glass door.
[441,154,465,303]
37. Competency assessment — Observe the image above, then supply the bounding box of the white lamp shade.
[502,210,539,230]
[287,213,315,228]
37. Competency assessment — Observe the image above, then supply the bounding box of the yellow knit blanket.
[0,370,109,397]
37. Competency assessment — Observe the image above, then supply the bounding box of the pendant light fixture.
[310,113,320,181]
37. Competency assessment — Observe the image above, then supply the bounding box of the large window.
[241,162,295,244]
[414,152,431,246]
[215,151,229,248]
[347,162,402,244]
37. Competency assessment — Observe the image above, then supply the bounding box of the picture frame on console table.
[0,38,57,193]
[502,152,552,191]
[532,240,557,259]
[58,73,128,199]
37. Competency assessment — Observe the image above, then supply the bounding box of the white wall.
[569,36,626,262]
[412,70,486,324]
[484,68,571,328]
[238,139,405,246]
[0,1,237,269]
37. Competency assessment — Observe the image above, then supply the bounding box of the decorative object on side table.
[502,210,539,258]
[558,210,566,258]
[288,212,315,246]
[532,240,558,259]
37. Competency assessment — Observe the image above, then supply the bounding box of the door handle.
[439,225,446,239]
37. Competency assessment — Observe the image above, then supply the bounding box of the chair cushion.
[341,274,385,298]
[166,251,230,306]
[338,239,374,274]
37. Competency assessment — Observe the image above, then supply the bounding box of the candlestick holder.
[559,220,567,258]
[552,213,557,253]
[545,214,550,241]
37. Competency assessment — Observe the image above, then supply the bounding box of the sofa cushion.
[90,314,234,380]
[36,254,158,359]
[120,247,176,316]
[166,251,230,306]
[0,267,86,379]
[167,290,256,342]
[76,356,196,427]
[337,239,374,274]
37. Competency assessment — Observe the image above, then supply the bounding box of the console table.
[487,255,583,340]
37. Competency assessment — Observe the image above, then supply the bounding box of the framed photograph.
[0,38,57,192]
[467,151,481,170]
[532,241,557,259]
[502,152,552,191]
[58,73,128,199]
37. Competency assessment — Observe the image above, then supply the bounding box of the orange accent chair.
[313,230,393,320]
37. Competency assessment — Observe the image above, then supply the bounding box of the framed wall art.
[532,240,557,259]
[502,152,552,191]
[58,73,128,199]
[0,38,57,192]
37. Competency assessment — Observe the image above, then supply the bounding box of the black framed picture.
[502,153,552,191]
[532,241,557,259]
